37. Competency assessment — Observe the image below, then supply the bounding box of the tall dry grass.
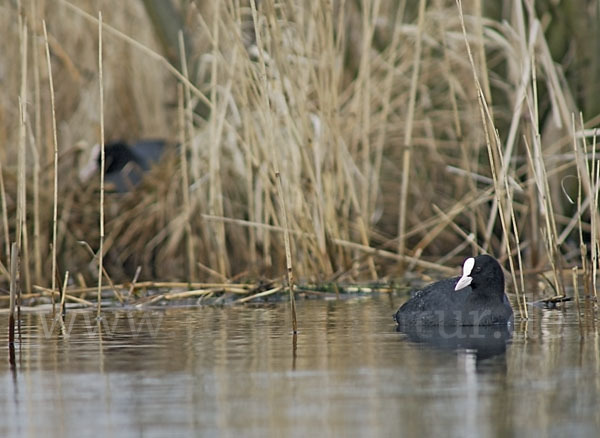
[0,0,598,312]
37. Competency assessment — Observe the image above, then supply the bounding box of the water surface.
[0,295,598,437]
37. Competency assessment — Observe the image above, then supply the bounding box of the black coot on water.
[394,255,513,326]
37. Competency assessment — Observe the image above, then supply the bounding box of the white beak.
[455,274,472,291]
[455,257,475,291]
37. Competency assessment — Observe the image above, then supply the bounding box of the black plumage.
[394,255,513,326]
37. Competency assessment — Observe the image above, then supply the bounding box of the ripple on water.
[0,296,598,437]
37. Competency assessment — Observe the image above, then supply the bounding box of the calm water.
[0,295,598,437]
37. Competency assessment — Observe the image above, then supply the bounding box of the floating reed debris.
[21,280,395,309]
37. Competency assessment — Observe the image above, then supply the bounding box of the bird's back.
[394,277,512,326]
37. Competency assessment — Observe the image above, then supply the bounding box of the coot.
[394,255,513,326]
[79,140,166,192]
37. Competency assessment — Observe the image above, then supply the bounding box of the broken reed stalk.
[78,241,124,303]
[43,20,60,314]
[60,270,69,319]
[276,171,297,333]
[97,12,105,319]
[126,266,142,299]
[398,0,426,266]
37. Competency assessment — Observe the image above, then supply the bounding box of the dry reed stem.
[207,8,230,278]
[236,286,283,304]
[592,149,599,299]
[481,9,529,252]
[178,32,199,183]
[36,290,116,308]
[398,0,426,264]
[97,11,105,318]
[572,266,583,334]
[27,278,398,308]
[489,124,527,313]
[1,1,597,299]
[126,266,142,300]
[31,0,43,287]
[528,48,541,269]
[355,0,380,277]
[249,0,275,273]
[34,282,254,296]
[584,124,600,299]
[31,130,41,287]
[43,21,60,312]
[58,0,213,109]
[430,205,486,253]
[197,260,229,282]
[25,289,95,307]
[59,270,69,319]
[0,161,9,264]
[78,241,124,303]
[573,117,593,299]
[456,0,526,318]
[9,243,18,344]
[176,81,195,282]
[177,35,196,280]
[200,213,456,274]
[369,2,400,229]
[17,20,28,291]
[536,134,564,295]
[276,171,297,333]
[412,193,481,261]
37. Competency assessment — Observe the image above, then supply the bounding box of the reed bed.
[0,0,599,318]
[0,280,395,309]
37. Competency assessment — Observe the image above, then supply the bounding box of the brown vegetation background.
[1,0,599,298]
